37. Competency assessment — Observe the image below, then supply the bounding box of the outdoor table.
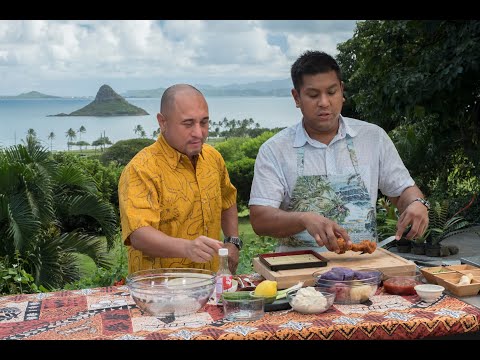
[1,275,480,340]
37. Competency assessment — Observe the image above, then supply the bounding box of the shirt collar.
[157,134,204,169]
[293,115,358,148]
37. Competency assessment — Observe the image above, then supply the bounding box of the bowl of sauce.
[383,275,423,295]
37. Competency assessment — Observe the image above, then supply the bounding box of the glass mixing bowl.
[126,268,216,317]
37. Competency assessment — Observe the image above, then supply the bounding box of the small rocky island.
[49,84,148,116]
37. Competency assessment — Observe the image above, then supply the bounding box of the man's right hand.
[301,212,351,253]
[185,235,224,263]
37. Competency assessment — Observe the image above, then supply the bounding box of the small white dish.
[414,284,444,302]
[225,279,238,293]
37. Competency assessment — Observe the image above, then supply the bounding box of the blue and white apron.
[277,135,377,252]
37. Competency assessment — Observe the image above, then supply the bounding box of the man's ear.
[291,89,300,108]
[157,113,165,132]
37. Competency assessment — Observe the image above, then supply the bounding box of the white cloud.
[0,20,357,96]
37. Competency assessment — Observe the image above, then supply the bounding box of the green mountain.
[49,85,149,117]
[122,79,292,98]
[0,91,61,99]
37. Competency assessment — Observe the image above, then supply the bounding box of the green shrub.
[100,138,155,166]
[227,158,256,210]
[214,137,246,162]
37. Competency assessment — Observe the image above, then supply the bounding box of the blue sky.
[0,20,359,97]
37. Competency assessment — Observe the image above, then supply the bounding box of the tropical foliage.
[0,137,118,291]
[337,20,480,197]
[376,195,480,248]
[418,200,480,246]
[52,152,124,214]
[376,197,399,240]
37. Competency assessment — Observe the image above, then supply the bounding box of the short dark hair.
[290,50,342,92]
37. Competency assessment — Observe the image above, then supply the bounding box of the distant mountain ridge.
[122,78,292,98]
[0,79,293,99]
[49,85,148,117]
[0,91,61,99]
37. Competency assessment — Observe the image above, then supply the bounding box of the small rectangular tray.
[420,264,479,284]
[434,272,480,297]
[259,250,328,271]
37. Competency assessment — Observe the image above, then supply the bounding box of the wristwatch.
[223,236,243,250]
[412,198,431,211]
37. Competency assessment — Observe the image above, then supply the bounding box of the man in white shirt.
[249,50,429,254]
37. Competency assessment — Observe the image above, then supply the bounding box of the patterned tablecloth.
[1,280,480,340]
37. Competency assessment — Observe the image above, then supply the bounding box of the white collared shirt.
[249,116,414,210]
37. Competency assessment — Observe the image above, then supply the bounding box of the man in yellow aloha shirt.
[118,84,240,274]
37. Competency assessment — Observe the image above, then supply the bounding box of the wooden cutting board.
[253,248,416,289]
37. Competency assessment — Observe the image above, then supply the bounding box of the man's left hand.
[395,201,429,240]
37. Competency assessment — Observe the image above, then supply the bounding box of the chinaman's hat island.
[47,84,149,117]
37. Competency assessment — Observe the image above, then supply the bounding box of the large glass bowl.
[313,268,382,304]
[126,268,216,317]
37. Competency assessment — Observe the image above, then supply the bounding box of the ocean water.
[0,97,302,151]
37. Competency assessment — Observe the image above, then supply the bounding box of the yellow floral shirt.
[118,135,237,274]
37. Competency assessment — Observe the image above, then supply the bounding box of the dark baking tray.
[259,250,328,271]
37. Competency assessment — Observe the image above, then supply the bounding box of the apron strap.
[297,146,305,176]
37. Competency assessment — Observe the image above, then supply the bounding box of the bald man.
[118,84,240,274]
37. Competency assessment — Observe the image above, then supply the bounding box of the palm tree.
[152,128,160,139]
[0,138,117,291]
[133,124,144,137]
[47,131,55,152]
[26,128,37,139]
[65,128,76,151]
[78,125,86,141]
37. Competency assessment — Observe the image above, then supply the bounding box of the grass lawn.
[239,215,256,238]
[237,214,276,274]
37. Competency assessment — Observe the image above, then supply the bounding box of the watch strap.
[412,198,430,210]
[223,236,243,250]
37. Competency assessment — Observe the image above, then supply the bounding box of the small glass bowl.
[286,287,335,314]
[222,292,265,321]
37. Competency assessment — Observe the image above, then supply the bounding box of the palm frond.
[4,141,58,179]
[4,194,41,253]
[54,164,98,194]
[29,231,113,290]
[58,194,118,249]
